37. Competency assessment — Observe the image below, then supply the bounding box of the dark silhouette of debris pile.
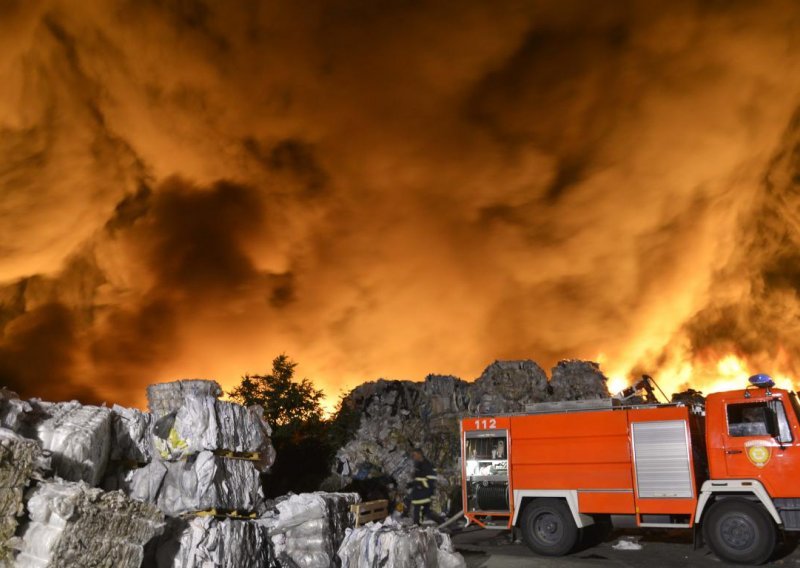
[330,360,609,516]
[671,388,705,405]
[549,360,610,401]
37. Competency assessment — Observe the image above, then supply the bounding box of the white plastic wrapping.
[29,401,111,486]
[337,518,465,568]
[147,380,223,420]
[15,480,164,568]
[153,397,275,472]
[148,516,277,568]
[0,388,31,432]
[261,492,358,568]
[110,405,153,464]
[119,451,264,516]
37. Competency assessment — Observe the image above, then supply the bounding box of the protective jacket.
[409,457,438,505]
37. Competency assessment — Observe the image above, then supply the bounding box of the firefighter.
[409,448,445,525]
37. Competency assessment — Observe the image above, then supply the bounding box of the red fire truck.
[460,375,800,564]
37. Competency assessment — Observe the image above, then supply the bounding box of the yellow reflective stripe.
[412,498,431,505]
[426,475,437,479]
[414,477,427,481]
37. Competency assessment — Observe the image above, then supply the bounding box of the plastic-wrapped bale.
[14,480,164,568]
[469,360,549,414]
[264,492,359,568]
[336,518,465,568]
[0,388,31,432]
[110,405,153,464]
[548,360,610,401]
[27,401,111,486]
[0,428,42,564]
[120,451,264,516]
[147,380,222,420]
[152,398,275,471]
[147,516,276,568]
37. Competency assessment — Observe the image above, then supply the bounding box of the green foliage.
[229,354,324,428]
[229,354,335,497]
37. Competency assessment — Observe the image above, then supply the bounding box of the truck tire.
[520,498,579,556]
[703,498,777,565]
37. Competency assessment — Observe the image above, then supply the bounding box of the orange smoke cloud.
[1,0,800,408]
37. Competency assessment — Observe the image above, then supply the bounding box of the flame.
[602,350,798,400]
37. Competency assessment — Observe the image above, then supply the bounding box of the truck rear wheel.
[520,498,579,556]
[703,499,776,565]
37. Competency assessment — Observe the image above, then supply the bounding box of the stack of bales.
[116,379,276,567]
[147,516,276,567]
[14,480,164,568]
[0,390,164,567]
[337,517,465,568]
[264,492,359,568]
[331,360,610,513]
[23,400,112,486]
[0,428,43,563]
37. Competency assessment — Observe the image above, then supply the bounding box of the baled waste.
[262,492,359,568]
[0,428,44,564]
[147,516,276,568]
[14,480,163,568]
[330,359,610,513]
[0,359,620,566]
[337,518,465,568]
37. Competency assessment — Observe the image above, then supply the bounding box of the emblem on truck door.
[744,440,772,467]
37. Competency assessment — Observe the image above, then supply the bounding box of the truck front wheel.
[703,499,776,565]
[520,498,579,556]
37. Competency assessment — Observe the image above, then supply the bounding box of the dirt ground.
[451,527,800,567]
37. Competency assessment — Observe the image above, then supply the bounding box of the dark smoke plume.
[1,0,800,406]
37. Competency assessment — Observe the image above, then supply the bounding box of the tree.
[229,354,331,496]
[230,354,324,428]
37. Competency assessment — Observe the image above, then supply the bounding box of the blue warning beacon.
[748,373,776,388]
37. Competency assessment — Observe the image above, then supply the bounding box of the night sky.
[1,0,800,409]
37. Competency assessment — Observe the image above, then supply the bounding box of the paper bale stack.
[264,492,359,568]
[14,480,163,568]
[337,518,465,568]
[0,428,43,564]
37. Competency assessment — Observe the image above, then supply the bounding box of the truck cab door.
[722,398,794,487]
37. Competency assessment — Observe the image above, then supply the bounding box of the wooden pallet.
[212,449,261,461]
[350,499,389,527]
[187,509,258,519]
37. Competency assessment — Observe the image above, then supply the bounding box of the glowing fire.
[601,352,798,401]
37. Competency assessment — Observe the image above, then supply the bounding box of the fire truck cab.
[460,376,800,564]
